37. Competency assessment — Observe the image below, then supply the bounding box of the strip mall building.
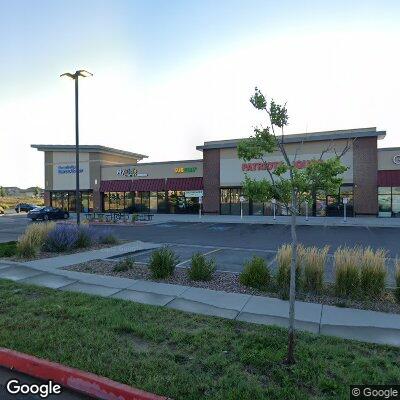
[32,127,400,218]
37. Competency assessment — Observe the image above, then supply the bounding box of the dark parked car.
[27,207,69,221]
[15,203,37,213]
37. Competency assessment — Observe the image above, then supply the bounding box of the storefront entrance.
[102,190,201,214]
[219,185,354,217]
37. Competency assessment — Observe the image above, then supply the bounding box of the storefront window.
[103,193,110,211]
[219,188,249,215]
[220,189,230,215]
[68,192,76,212]
[124,192,134,213]
[157,191,168,213]
[141,192,150,212]
[81,192,93,213]
[150,192,158,213]
[109,192,124,211]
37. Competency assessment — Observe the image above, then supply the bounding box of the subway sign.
[175,166,197,174]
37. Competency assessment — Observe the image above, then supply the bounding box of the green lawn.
[0,280,398,399]
[0,241,17,257]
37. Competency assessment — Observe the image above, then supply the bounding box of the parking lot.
[1,216,399,284]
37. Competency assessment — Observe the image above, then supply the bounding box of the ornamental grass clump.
[96,229,119,245]
[16,222,55,258]
[359,247,387,298]
[302,246,329,293]
[113,256,134,272]
[187,253,216,281]
[239,256,270,290]
[75,225,96,248]
[334,246,361,297]
[395,259,400,303]
[149,247,179,279]
[276,244,304,292]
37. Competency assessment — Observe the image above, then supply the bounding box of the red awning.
[100,179,166,192]
[99,180,131,192]
[166,177,203,190]
[378,170,400,186]
[130,179,165,191]
[99,177,203,192]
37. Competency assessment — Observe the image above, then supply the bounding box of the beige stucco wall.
[101,160,203,181]
[51,152,90,190]
[46,151,142,191]
[98,153,140,165]
[220,140,354,186]
[378,148,400,170]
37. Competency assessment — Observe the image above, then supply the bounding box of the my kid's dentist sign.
[57,165,83,174]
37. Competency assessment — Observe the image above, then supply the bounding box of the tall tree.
[238,87,350,364]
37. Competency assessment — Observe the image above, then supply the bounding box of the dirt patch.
[63,259,400,315]
[120,333,151,353]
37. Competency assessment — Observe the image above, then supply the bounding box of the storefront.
[32,127,400,218]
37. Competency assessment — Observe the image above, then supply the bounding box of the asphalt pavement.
[1,215,400,256]
[91,221,400,257]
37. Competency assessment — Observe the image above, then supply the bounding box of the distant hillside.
[0,186,43,197]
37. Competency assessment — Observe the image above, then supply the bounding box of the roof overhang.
[196,127,386,151]
[31,144,148,160]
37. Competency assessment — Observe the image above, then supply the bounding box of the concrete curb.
[0,348,170,400]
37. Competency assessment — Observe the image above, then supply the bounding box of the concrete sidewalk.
[0,245,399,347]
[68,212,400,228]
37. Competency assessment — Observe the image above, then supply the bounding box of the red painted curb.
[0,348,169,400]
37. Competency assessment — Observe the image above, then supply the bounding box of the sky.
[1,0,400,188]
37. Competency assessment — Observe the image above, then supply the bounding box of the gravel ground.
[64,259,400,314]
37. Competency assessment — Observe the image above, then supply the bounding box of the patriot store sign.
[242,159,312,172]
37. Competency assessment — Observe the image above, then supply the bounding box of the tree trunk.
[286,192,298,365]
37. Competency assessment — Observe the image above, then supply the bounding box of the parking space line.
[176,248,223,267]
[163,242,277,253]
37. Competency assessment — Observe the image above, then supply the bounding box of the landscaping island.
[0,279,399,400]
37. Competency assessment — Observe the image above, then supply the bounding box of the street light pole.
[74,76,80,225]
[60,70,93,225]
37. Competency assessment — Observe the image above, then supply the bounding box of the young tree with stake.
[238,87,350,364]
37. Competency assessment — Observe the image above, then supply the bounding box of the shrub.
[276,244,303,292]
[187,253,216,281]
[0,206,4,214]
[239,256,270,290]
[96,229,119,245]
[43,224,79,252]
[395,259,400,303]
[149,247,179,279]
[75,226,95,248]
[113,256,134,272]
[334,246,361,297]
[359,247,387,298]
[16,222,55,258]
[0,241,17,257]
[302,246,329,293]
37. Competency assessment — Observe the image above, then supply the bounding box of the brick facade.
[203,149,220,213]
[93,190,102,212]
[353,137,378,215]
[44,190,51,206]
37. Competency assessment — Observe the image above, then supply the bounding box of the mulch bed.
[64,259,400,315]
